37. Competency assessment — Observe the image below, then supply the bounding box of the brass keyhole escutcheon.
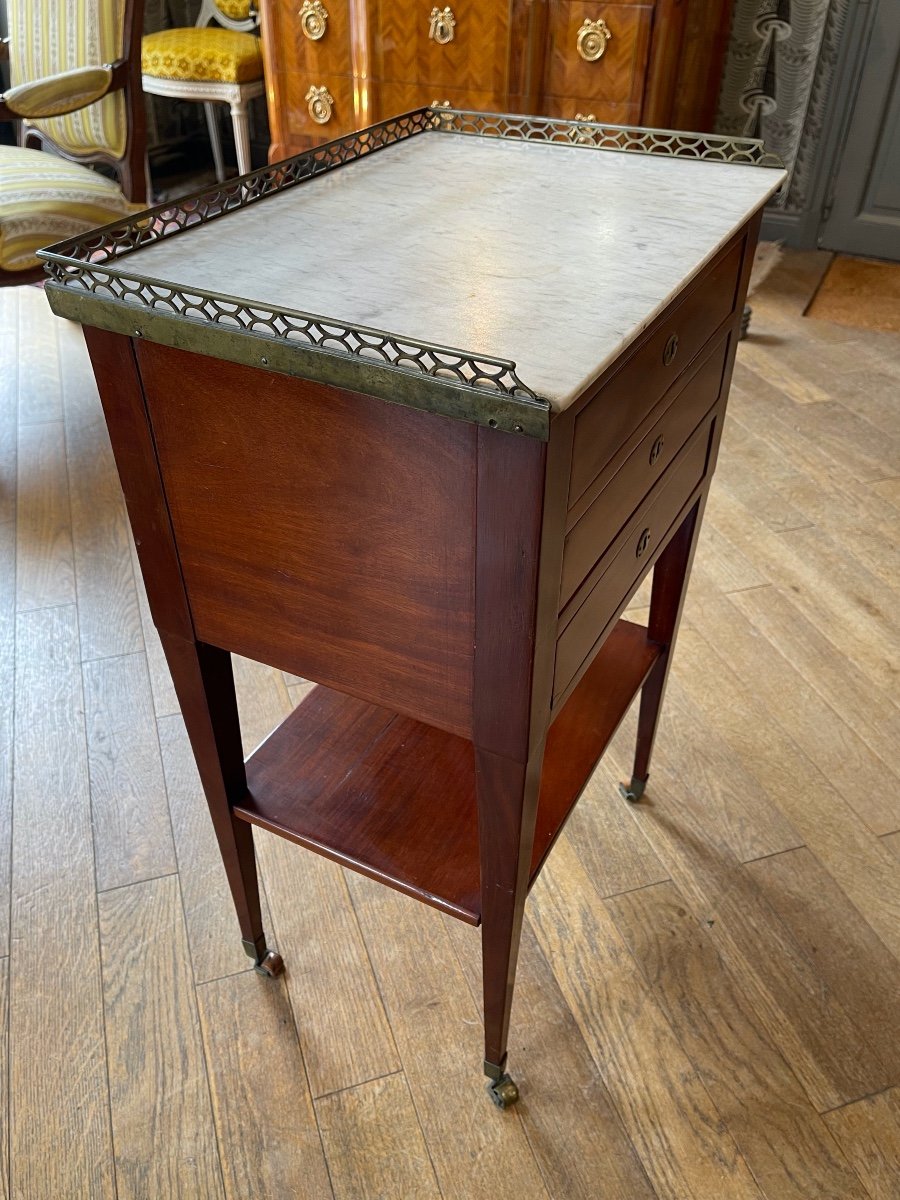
[576,17,612,63]
[636,528,651,559]
[305,84,334,124]
[663,333,679,366]
[429,6,456,44]
[298,0,328,40]
[649,435,665,465]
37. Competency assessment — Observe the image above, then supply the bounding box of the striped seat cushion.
[0,145,138,272]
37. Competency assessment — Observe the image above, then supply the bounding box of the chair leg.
[229,97,253,176]
[204,101,227,183]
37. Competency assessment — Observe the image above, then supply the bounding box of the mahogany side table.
[41,109,784,1108]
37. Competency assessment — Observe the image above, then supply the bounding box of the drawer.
[538,96,640,129]
[554,419,712,702]
[375,82,503,122]
[280,71,357,142]
[544,3,652,104]
[276,0,353,75]
[560,336,729,607]
[569,236,744,504]
[372,0,510,91]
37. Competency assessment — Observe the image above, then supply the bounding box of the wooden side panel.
[135,343,477,737]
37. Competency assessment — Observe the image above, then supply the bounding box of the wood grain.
[15,420,75,611]
[445,915,658,1200]
[544,2,652,103]
[0,291,16,526]
[83,652,176,891]
[824,1088,900,1200]
[128,529,180,719]
[347,873,550,1200]
[0,521,13,958]
[197,970,333,1200]
[529,836,764,1200]
[10,606,115,1200]
[59,317,142,661]
[256,829,400,1098]
[606,880,869,1200]
[99,874,224,1200]
[745,847,900,1080]
[17,287,62,425]
[157,711,273,984]
[316,1074,440,1200]
[0,957,8,1200]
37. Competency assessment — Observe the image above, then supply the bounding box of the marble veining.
[124,133,786,410]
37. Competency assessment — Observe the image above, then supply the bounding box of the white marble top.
[126,132,785,411]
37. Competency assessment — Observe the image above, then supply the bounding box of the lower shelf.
[235,619,661,924]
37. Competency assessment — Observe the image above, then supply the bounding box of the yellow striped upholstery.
[214,0,254,19]
[3,65,113,119]
[8,0,128,160]
[142,28,262,85]
[0,144,138,271]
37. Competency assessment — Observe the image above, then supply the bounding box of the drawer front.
[373,0,510,91]
[279,71,357,142]
[570,236,744,504]
[537,96,640,128]
[276,0,353,75]
[560,336,729,607]
[375,82,503,121]
[545,3,652,104]
[554,421,712,702]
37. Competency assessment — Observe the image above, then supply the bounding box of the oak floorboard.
[729,584,900,821]
[256,832,400,1099]
[673,629,900,965]
[883,831,900,859]
[158,712,273,984]
[869,476,900,509]
[232,652,293,756]
[197,970,333,1200]
[603,697,893,1115]
[99,874,224,1200]
[15,420,75,611]
[129,530,180,718]
[0,291,17,526]
[59,317,142,661]
[606,880,869,1200]
[83,652,176,891]
[347,873,550,1200]
[10,606,115,1200]
[17,286,62,425]
[315,1074,440,1200]
[824,1089,900,1200]
[0,522,13,957]
[0,957,8,1200]
[713,416,811,534]
[745,848,900,1080]
[530,836,764,1200]
[445,915,658,1200]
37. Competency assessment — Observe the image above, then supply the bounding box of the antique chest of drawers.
[259,0,734,158]
[40,110,784,1107]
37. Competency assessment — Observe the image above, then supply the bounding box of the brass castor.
[253,950,285,978]
[618,775,647,803]
[486,1073,520,1109]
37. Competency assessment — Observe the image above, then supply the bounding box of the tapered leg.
[476,746,544,1107]
[159,630,283,976]
[620,498,705,802]
[204,102,226,183]
[229,98,252,176]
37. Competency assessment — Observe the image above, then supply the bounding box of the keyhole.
[663,333,679,366]
[636,528,651,558]
[649,435,665,465]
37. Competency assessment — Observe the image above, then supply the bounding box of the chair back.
[202,0,259,32]
[7,0,147,201]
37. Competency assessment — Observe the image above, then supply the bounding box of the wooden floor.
[2,251,900,1199]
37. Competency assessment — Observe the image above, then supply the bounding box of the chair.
[141,0,263,182]
[0,0,147,285]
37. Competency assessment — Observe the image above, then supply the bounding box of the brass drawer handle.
[431,99,451,107]
[663,333,679,366]
[577,18,612,63]
[570,112,596,144]
[649,435,665,465]
[636,528,651,559]
[429,6,456,45]
[298,0,328,40]
[306,84,334,124]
